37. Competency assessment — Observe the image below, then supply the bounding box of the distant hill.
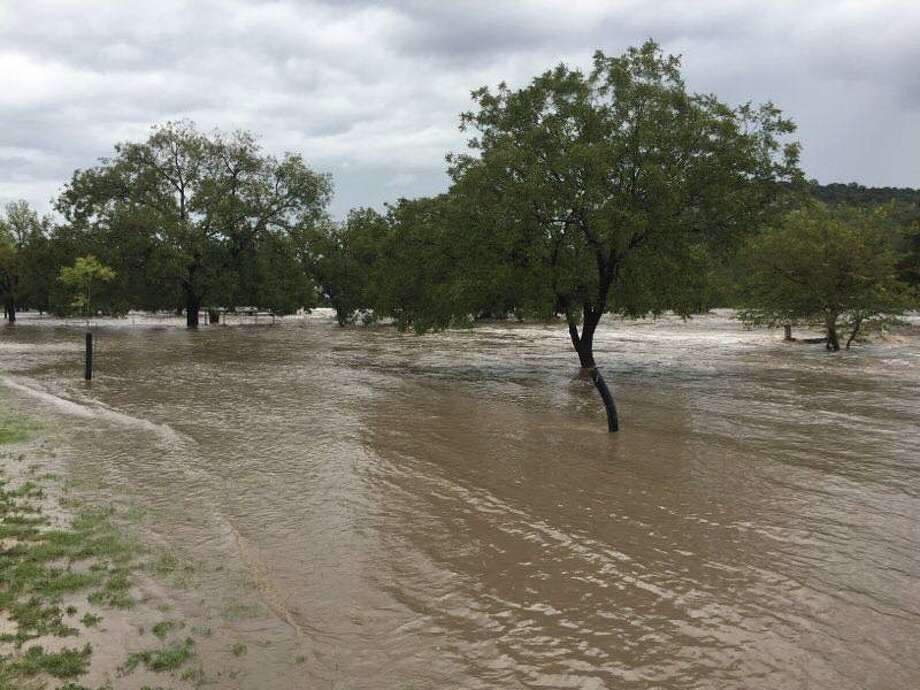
[810,181,920,209]
[803,182,920,289]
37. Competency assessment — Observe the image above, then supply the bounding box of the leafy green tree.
[0,240,15,323]
[898,217,920,288]
[738,203,914,350]
[311,208,388,325]
[231,229,318,316]
[373,196,478,332]
[387,41,801,430]
[58,255,117,316]
[57,121,331,327]
[0,200,49,322]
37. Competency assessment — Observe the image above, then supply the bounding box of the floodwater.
[2,310,919,689]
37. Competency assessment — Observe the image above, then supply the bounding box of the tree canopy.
[56,121,332,326]
[738,203,915,349]
[0,201,51,322]
[441,42,801,344]
[352,41,802,429]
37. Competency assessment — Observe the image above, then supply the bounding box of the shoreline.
[0,393,252,690]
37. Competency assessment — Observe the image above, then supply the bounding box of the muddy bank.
[0,396,294,690]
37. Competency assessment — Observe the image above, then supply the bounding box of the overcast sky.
[2,0,919,220]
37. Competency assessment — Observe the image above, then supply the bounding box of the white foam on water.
[2,376,187,447]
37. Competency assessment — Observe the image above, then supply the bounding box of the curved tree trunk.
[569,320,596,368]
[589,368,619,432]
[568,308,619,432]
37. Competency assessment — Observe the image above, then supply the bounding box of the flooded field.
[2,310,919,689]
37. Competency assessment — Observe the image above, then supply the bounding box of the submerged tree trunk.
[846,316,863,349]
[186,293,201,328]
[825,314,840,351]
[589,368,619,432]
[5,296,15,324]
[783,324,793,341]
[568,320,596,368]
[568,308,619,432]
[568,308,601,368]
[183,260,203,329]
[208,309,220,325]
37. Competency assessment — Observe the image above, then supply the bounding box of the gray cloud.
[1,0,918,220]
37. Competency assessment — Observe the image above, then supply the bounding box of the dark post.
[84,332,93,381]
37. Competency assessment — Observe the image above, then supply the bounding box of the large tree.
[311,208,388,326]
[57,121,332,327]
[738,203,914,350]
[0,200,49,323]
[397,41,801,431]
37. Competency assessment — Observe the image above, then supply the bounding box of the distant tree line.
[2,40,917,430]
[1,122,331,326]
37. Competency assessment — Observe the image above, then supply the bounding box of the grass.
[0,495,141,643]
[0,398,148,688]
[147,548,198,589]
[120,638,195,674]
[0,466,145,687]
[7,643,93,679]
[0,405,35,445]
[151,620,177,641]
[0,396,221,689]
[80,613,102,628]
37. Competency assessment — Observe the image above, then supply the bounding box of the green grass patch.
[0,404,215,688]
[0,403,34,446]
[6,643,92,679]
[80,612,102,628]
[151,620,176,641]
[120,637,195,674]
[179,663,207,685]
[0,463,143,686]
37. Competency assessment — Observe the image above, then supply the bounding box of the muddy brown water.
[2,310,919,689]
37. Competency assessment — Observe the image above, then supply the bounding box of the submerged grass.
[0,405,36,446]
[0,487,141,650]
[0,473,138,686]
[8,643,93,679]
[120,637,196,674]
[0,395,206,689]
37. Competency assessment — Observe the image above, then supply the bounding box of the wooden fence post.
[84,332,93,381]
